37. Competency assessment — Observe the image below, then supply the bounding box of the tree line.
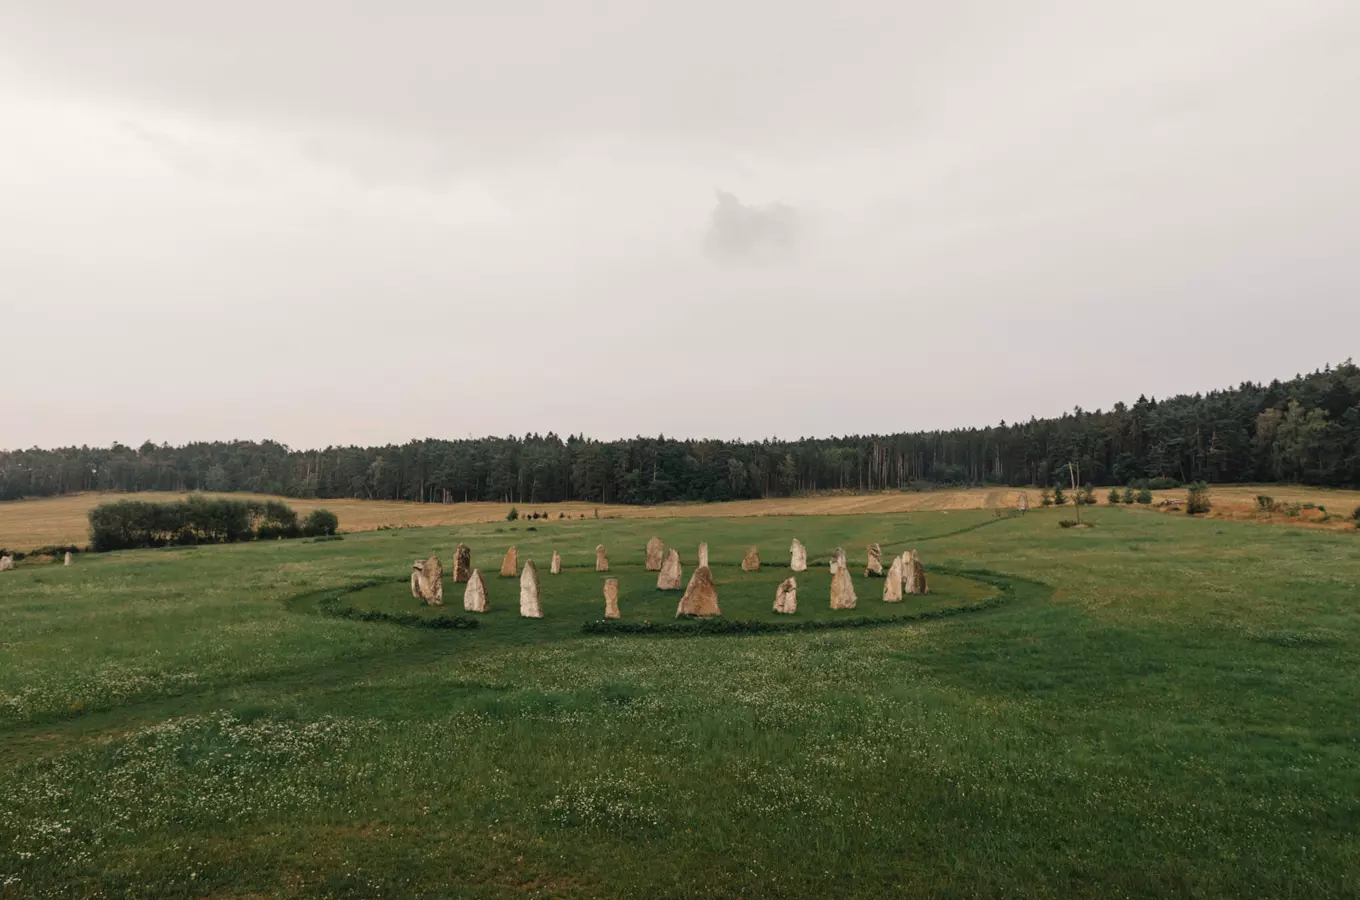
[4,362,1358,505]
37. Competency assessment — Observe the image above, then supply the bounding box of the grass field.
[2,506,1359,897]
[4,483,1359,552]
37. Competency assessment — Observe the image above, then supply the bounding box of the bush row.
[88,496,338,551]
[317,595,479,630]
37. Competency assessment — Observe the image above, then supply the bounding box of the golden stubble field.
[2,484,1356,551]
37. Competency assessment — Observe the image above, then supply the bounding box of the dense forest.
[4,362,1358,504]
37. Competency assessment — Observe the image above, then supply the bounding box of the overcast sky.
[2,1,1358,450]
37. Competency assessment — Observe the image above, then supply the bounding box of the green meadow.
[1,508,1358,897]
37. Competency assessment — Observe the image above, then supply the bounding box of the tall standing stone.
[657,549,683,590]
[550,551,562,574]
[829,547,847,574]
[1,555,14,571]
[64,551,73,567]
[645,536,665,571]
[698,543,709,568]
[774,577,797,614]
[411,556,444,606]
[883,555,904,603]
[789,539,807,572]
[741,547,760,571]
[595,544,609,572]
[603,578,621,619]
[463,569,489,612]
[519,560,543,618]
[452,543,472,582]
[904,551,929,595]
[676,566,721,617]
[500,546,518,578]
[865,543,883,577]
[831,566,857,609]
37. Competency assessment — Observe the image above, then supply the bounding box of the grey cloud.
[703,190,800,263]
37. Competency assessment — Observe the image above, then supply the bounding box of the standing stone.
[644,536,665,571]
[595,544,610,571]
[904,551,929,595]
[411,556,444,605]
[831,566,857,609]
[500,546,518,578]
[883,555,904,603]
[452,543,472,582]
[550,551,562,575]
[1018,493,1029,513]
[463,569,489,612]
[64,551,73,567]
[1,555,14,571]
[789,539,807,572]
[676,566,722,617]
[774,577,797,614]
[603,578,621,619]
[657,549,683,590]
[741,547,760,571]
[829,547,847,574]
[698,543,709,568]
[865,543,883,577]
[519,560,543,618]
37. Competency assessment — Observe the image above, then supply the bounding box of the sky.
[2,1,1358,450]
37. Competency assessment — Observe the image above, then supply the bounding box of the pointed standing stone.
[789,539,807,572]
[500,546,518,578]
[865,543,883,577]
[550,551,562,574]
[883,555,904,602]
[677,566,722,617]
[829,547,846,574]
[64,551,73,567]
[657,549,683,590]
[463,569,489,612]
[603,578,621,619]
[741,547,760,571]
[698,543,709,568]
[411,556,444,605]
[645,536,665,571]
[595,544,609,571]
[904,550,929,595]
[831,566,857,609]
[519,560,543,618]
[774,577,797,614]
[452,543,472,582]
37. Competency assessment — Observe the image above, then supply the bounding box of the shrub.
[1040,487,1053,507]
[506,506,519,521]
[1145,476,1181,490]
[1123,486,1136,504]
[1052,484,1067,506]
[1078,484,1096,506]
[558,512,566,519]
[254,500,301,540]
[1058,519,1079,528]
[1107,488,1122,504]
[1136,488,1153,505]
[1255,495,1277,512]
[1185,482,1212,515]
[303,508,339,537]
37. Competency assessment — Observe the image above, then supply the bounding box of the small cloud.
[702,189,800,263]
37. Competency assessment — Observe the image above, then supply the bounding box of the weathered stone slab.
[774,577,797,614]
[865,543,883,577]
[904,550,929,595]
[64,551,73,567]
[645,536,665,571]
[789,539,807,572]
[676,566,721,617]
[463,569,489,612]
[831,566,857,609]
[550,551,562,574]
[411,555,444,605]
[883,554,903,602]
[829,547,846,574]
[452,543,472,582]
[604,578,621,619]
[500,546,518,578]
[519,560,542,618]
[698,542,709,568]
[595,544,609,571]
[657,549,683,590]
[741,547,760,571]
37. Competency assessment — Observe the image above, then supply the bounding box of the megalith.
[519,560,543,618]
[829,547,846,574]
[865,543,883,577]
[676,566,722,617]
[595,544,609,572]
[603,578,621,619]
[463,569,489,612]
[741,547,760,571]
[657,549,683,590]
[774,577,797,614]
[411,555,444,605]
[645,536,665,571]
[883,554,904,603]
[698,542,709,568]
[0,555,13,571]
[550,551,562,575]
[831,566,857,609]
[452,543,472,582]
[789,539,807,572]
[904,551,929,595]
[500,546,518,578]
[64,551,73,567]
